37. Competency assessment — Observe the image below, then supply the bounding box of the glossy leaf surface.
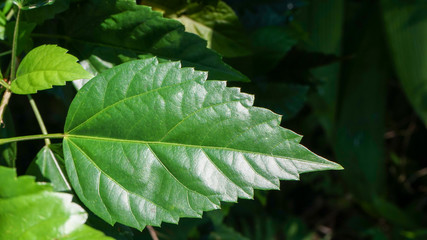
[0,166,112,239]
[61,0,248,82]
[35,144,71,191]
[10,45,93,94]
[63,57,342,230]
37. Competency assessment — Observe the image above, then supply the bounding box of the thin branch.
[0,90,12,124]
[147,226,159,240]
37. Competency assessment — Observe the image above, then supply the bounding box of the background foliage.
[0,0,426,239]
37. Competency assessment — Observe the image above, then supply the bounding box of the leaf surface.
[12,0,54,10]
[35,144,71,191]
[63,57,342,230]
[0,166,112,239]
[381,0,427,126]
[10,45,93,94]
[142,0,252,58]
[58,0,248,81]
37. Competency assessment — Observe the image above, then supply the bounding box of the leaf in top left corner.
[12,0,55,10]
[10,45,93,94]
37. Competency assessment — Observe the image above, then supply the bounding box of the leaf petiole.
[0,133,65,145]
[0,79,10,89]
[28,95,51,145]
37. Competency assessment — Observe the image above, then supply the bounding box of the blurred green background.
[2,0,426,239]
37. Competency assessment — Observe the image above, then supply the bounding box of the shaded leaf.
[0,166,112,239]
[301,0,344,139]
[381,0,427,126]
[10,45,93,94]
[251,26,297,72]
[35,144,71,191]
[0,110,16,168]
[209,224,249,240]
[334,5,387,200]
[143,0,252,58]
[58,0,248,81]
[63,57,342,230]
[237,82,309,121]
[12,0,54,10]
[5,20,36,55]
[22,0,70,25]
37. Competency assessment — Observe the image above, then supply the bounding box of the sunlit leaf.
[63,57,342,230]
[10,45,93,94]
[0,166,112,239]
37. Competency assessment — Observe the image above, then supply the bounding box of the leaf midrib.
[66,75,199,133]
[64,134,334,167]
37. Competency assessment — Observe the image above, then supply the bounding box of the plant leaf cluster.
[0,0,344,238]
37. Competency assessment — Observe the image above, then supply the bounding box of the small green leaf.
[12,0,54,10]
[63,57,342,230]
[10,45,93,94]
[35,144,71,192]
[0,166,113,239]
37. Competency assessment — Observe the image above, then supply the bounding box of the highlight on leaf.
[63,57,343,230]
[0,166,113,239]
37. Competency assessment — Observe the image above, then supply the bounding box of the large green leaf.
[35,144,71,192]
[56,0,248,82]
[63,57,342,230]
[10,45,93,94]
[381,0,427,126]
[0,166,112,239]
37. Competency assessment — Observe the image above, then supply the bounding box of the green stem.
[0,79,10,89]
[0,133,64,145]
[0,50,12,57]
[27,95,51,145]
[10,8,20,82]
